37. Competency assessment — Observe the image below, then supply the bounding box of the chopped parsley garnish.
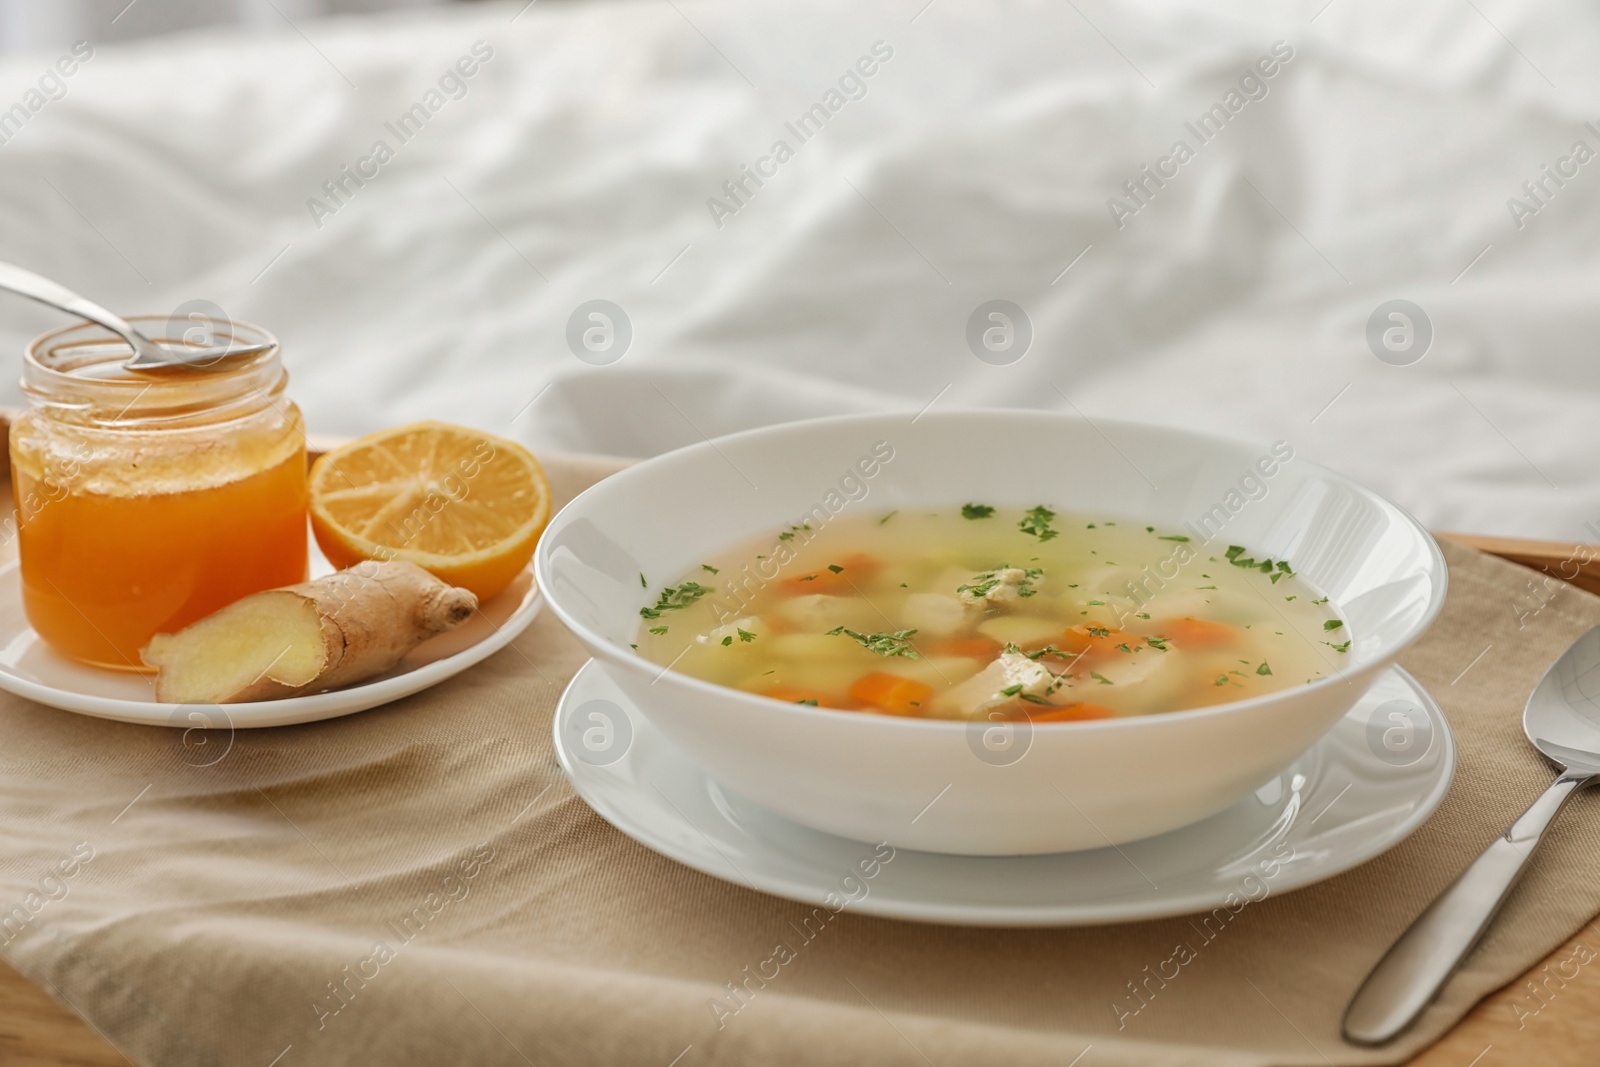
[639,572,648,588]
[827,626,920,659]
[736,628,757,642]
[1146,526,1155,532]
[961,503,995,519]
[1136,612,1150,619]
[648,625,668,635]
[1019,693,1052,705]
[1018,644,1080,663]
[1018,505,1059,541]
[959,574,1002,598]
[778,531,794,541]
[701,564,720,574]
[721,636,733,646]
[1312,596,1329,606]
[1117,642,1133,653]
[1145,636,1168,651]
[1158,534,1190,542]
[795,698,819,706]
[1225,544,1297,580]
[639,581,710,618]
[1091,671,1113,685]
[1215,675,1229,686]
[1257,662,1273,676]
[957,566,1043,600]
[1285,595,1298,602]
[1087,599,1105,606]
[1327,639,1351,653]
[1323,619,1344,631]
[827,564,844,574]
[1085,626,1110,638]
[1197,585,1217,590]
[878,510,898,525]
[999,684,1024,697]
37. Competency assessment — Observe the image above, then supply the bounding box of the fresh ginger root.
[141,561,478,703]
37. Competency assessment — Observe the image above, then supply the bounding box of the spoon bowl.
[1525,626,1600,772]
[0,260,274,372]
[122,333,277,373]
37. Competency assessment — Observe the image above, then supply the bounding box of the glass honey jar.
[10,317,307,670]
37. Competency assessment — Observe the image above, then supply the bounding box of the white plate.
[0,546,541,728]
[555,660,1455,926]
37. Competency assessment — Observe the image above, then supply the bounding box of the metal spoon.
[1344,623,1600,1045]
[0,260,274,371]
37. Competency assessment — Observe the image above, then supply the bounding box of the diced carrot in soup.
[1159,617,1236,648]
[1056,625,1129,658]
[1027,702,1117,722]
[779,552,883,594]
[849,672,934,716]
[1057,628,1152,671]
[779,572,839,594]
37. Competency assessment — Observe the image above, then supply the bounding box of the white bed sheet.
[0,0,1596,539]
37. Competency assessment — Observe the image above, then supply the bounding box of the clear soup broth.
[636,506,1349,722]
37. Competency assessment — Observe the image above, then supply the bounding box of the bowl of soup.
[536,411,1446,855]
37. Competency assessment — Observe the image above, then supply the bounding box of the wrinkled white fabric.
[0,0,1596,538]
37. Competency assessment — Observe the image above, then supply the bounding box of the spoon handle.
[1343,768,1593,1045]
[0,260,167,364]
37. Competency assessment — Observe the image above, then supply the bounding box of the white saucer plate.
[556,661,1455,926]
[0,547,541,728]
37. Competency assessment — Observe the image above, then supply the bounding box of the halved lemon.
[309,421,550,602]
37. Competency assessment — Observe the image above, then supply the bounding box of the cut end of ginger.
[142,592,332,704]
[141,560,478,704]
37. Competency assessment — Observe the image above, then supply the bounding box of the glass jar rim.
[22,316,285,428]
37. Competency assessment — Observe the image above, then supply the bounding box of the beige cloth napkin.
[1,453,1598,1067]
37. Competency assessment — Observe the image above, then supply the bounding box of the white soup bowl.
[535,411,1446,855]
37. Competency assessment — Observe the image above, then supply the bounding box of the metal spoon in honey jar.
[0,260,275,372]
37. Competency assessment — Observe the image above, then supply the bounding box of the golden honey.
[10,318,306,670]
